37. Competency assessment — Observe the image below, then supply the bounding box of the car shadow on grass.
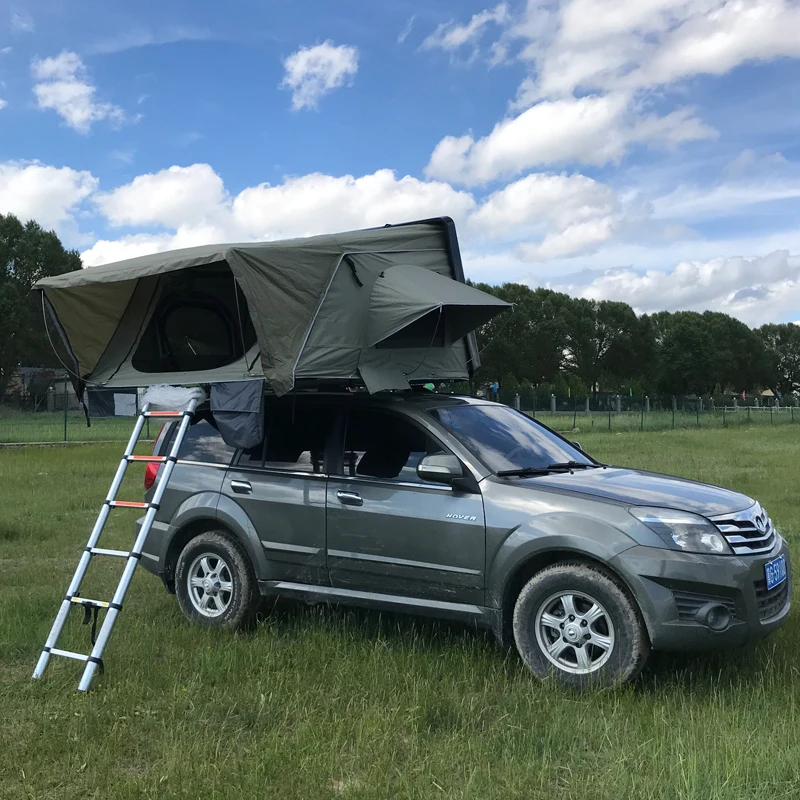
[246,595,785,691]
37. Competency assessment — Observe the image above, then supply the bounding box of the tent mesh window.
[132,266,256,373]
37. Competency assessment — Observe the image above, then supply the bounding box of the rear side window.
[159,419,235,464]
[237,404,335,474]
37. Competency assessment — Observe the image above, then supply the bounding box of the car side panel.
[139,463,228,574]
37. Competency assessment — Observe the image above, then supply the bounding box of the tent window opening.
[132,268,257,374]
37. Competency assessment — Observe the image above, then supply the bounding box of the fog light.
[695,602,731,632]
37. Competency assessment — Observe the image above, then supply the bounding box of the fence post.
[532,392,537,419]
[792,406,794,423]
[747,405,750,424]
[723,405,726,428]
[608,400,611,431]
[572,397,577,429]
[514,393,520,411]
[640,397,645,432]
[771,406,774,426]
[696,400,700,427]
[644,396,650,414]
[550,394,556,414]
[63,379,68,442]
[585,397,590,415]
[672,397,675,430]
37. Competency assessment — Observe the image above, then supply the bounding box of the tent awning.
[367,264,510,348]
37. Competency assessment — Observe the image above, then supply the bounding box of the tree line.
[471,282,800,399]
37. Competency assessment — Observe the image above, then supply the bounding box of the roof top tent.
[36,218,510,400]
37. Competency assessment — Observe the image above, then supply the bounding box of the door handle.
[230,480,252,495]
[336,490,363,507]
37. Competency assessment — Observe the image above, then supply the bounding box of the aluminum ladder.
[32,399,198,692]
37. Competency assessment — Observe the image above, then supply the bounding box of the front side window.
[429,405,591,473]
[342,409,447,483]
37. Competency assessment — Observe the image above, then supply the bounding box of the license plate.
[765,554,787,591]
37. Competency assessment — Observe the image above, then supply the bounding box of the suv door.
[222,400,336,585]
[326,407,485,604]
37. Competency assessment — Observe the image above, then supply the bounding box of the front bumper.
[611,537,791,651]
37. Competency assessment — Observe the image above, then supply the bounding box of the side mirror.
[417,454,463,485]
[571,440,583,452]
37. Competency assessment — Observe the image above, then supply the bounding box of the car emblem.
[755,515,767,534]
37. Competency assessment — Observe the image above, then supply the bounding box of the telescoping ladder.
[32,399,198,692]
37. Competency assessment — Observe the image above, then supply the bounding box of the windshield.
[429,404,593,473]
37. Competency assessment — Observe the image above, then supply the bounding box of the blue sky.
[2,0,800,326]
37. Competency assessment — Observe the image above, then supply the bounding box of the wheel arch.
[498,549,643,647]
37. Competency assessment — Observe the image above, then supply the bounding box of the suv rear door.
[326,407,485,604]
[221,400,335,585]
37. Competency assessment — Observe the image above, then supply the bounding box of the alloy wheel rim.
[534,591,615,675]
[187,553,234,618]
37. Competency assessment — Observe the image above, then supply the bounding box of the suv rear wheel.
[513,562,649,689]
[175,531,259,629]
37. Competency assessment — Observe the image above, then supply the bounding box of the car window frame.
[331,406,460,490]
[232,400,339,477]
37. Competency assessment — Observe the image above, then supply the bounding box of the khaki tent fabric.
[36,219,510,395]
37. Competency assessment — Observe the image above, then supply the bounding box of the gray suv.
[137,392,791,688]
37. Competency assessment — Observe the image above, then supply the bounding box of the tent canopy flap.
[36,218,510,394]
[367,264,510,347]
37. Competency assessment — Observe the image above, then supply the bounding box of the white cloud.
[0,98,6,111]
[31,51,127,133]
[398,15,416,44]
[503,0,800,101]
[87,25,217,55]
[11,11,33,33]
[422,4,509,56]
[470,172,619,259]
[426,93,715,185]
[553,249,800,325]
[281,41,358,111]
[0,161,97,228]
[95,164,228,228]
[82,164,476,264]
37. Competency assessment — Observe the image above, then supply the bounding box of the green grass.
[1,427,799,799]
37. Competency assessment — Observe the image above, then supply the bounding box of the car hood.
[517,467,753,517]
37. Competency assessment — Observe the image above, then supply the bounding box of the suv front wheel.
[175,531,259,629]
[513,562,649,689]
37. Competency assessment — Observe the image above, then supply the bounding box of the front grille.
[710,503,777,555]
[754,578,790,620]
[672,590,737,621]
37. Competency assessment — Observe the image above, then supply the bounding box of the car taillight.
[144,425,165,490]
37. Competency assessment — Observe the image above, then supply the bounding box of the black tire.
[175,531,259,629]
[512,562,649,690]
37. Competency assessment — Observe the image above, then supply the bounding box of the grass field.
[1,427,799,799]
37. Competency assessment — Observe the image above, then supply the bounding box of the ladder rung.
[89,547,131,558]
[144,410,189,417]
[50,648,90,662]
[108,500,150,509]
[127,455,168,463]
[69,597,110,609]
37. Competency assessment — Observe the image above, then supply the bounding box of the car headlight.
[629,507,732,555]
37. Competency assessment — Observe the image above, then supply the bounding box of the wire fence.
[495,390,800,434]
[1,380,798,444]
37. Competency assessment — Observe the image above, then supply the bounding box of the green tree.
[0,214,82,399]
[560,298,639,393]
[471,284,568,387]
[759,323,800,396]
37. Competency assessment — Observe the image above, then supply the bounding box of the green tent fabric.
[36,218,511,396]
[367,264,509,347]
